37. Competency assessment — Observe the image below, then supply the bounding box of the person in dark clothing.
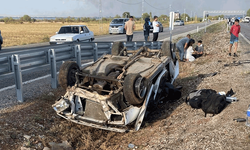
[192,40,204,58]
[143,17,151,41]
[0,30,3,50]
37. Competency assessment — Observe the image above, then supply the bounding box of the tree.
[181,13,190,21]
[159,14,168,21]
[122,12,130,18]
[142,13,150,20]
[114,14,121,18]
[21,15,31,22]
[247,9,250,16]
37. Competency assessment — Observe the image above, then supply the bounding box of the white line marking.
[239,33,250,45]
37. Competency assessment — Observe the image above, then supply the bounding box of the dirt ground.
[1,22,250,150]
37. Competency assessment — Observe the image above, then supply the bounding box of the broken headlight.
[52,98,70,113]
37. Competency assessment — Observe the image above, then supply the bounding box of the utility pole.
[99,0,102,34]
[184,8,185,23]
[142,0,144,24]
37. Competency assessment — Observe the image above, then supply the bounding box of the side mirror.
[80,31,84,34]
[56,32,58,34]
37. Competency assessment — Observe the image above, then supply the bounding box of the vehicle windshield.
[111,19,125,24]
[58,26,80,34]
[175,20,180,22]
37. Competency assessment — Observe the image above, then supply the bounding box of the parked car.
[109,18,129,34]
[150,21,164,32]
[50,25,94,45]
[52,41,179,132]
[242,17,250,23]
[174,20,184,26]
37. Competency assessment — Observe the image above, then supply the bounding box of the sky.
[0,0,249,18]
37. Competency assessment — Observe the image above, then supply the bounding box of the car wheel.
[110,33,112,35]
[59,61,80,90]
[111,41,124,56]
[123,29,126,34]
[161,41,173,59]
[124,74,147,105]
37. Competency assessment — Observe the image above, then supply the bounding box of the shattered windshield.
[58,26,79,34]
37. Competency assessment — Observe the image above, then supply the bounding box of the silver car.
[109,18,129,34]
[174,20,184,26]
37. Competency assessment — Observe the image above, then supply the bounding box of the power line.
[117,0,141,5]
[144,0,169,10]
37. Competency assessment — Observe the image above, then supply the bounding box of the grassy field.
[0,21,143,47]
[0,20,200,47]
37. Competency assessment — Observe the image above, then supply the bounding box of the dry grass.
[0,21,144,47]
[0,21,200,48]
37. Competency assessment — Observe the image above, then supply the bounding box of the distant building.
[174,12,180,20]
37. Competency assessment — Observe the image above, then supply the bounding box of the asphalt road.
[0,21,209,57]
[239,22,250,41]
[0,21,215,89]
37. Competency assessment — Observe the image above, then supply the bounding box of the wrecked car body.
[52,41,179,132]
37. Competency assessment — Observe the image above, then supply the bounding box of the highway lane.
[0,21,210,57]
[239,23,250,41]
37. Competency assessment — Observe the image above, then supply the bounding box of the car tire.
[110,33,112,35]
[124,74,146,105]
[111,41,124,56]
[123,29,126,34]
[161,41,173,59]
[59,61,80,90]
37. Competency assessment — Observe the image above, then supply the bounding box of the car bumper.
[109,28,124,34]
[52,87,142,132]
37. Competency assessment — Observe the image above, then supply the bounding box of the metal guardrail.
[0,41,163,102]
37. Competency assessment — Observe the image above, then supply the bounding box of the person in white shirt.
[185,39,195,62]
[152,16,160,41]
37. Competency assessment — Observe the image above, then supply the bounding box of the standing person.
[0,30,2,50]
[229,19,240,57]
[143,17,150,41]
[176,34,191,62]
[152,16,160,41]
[124,16,135,42]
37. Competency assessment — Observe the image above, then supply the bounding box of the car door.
[79,26,87,41]
[83,26,91,41]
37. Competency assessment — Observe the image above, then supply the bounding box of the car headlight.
[50,37,55,41]
[52,99,70,113]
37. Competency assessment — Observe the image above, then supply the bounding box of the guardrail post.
[109,43,113,54]
[48,49,57,89]
[157,41,161,49]
[93,43,98,61]
[8,56,12,72]
[11,54,23,102]
[134,42,137,50]
[74,45,81,67]
[151,42,154,49]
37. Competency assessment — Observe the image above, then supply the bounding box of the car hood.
[51,34,77,39]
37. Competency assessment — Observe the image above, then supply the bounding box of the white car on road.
[50,25,94,44]
[174,20,184,26]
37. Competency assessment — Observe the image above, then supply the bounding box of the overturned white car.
[52,41,179,132]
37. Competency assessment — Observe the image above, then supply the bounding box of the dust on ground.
[1,22,250,150]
